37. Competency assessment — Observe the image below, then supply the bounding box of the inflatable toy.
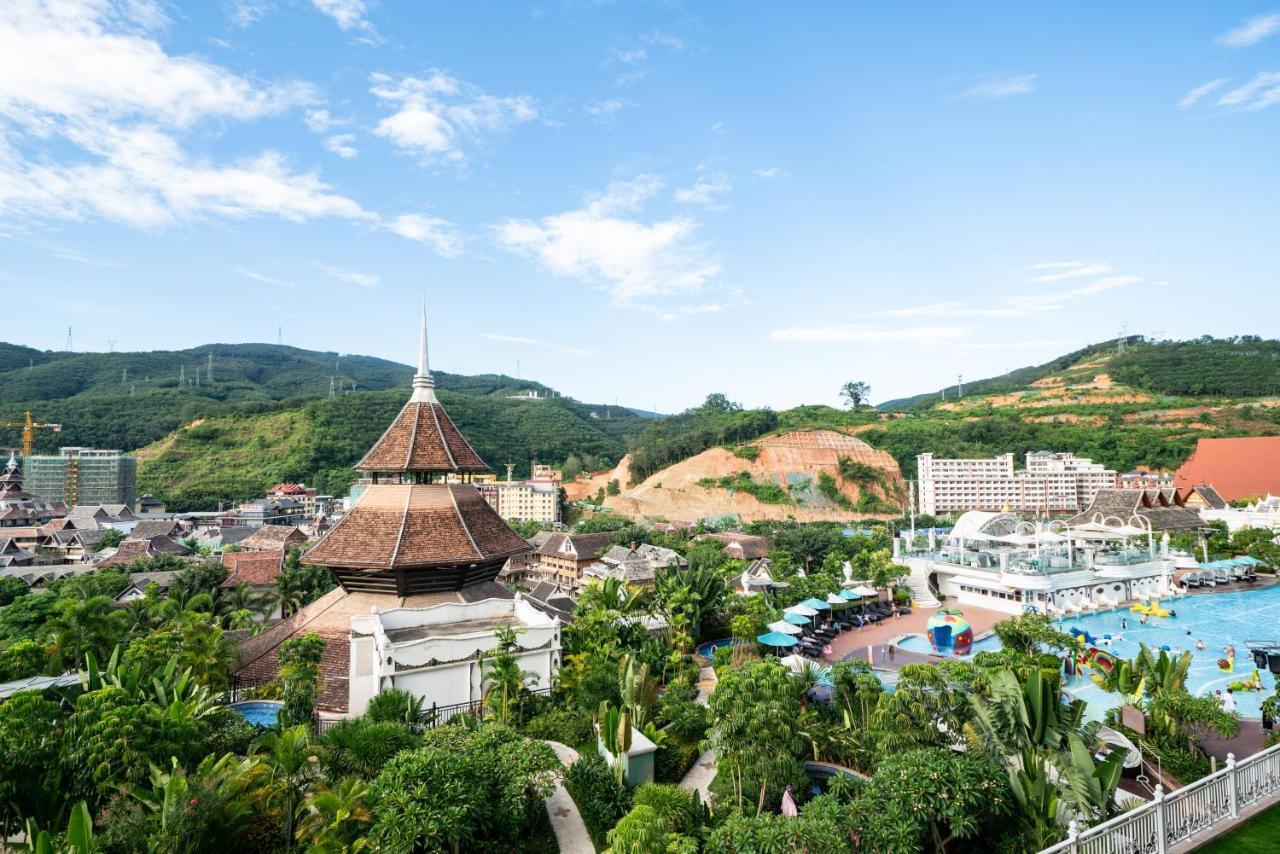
[1085,647,1117,673]
[1229,669,1264,692]
[927,610,975,656]
[1070,626,1096,645]
[1130,600,1171,618]
[1218,657,1235,672]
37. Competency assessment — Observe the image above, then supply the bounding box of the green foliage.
[366,724,559,852]
[0,691,64,832]
[815,471,852,510]
[697,471,793,505]
[992,612,1081,656]
[0,639,45,680]
[629,395,779,483]
[607,478,621,496]
[363,687,427,727]
[562,753,631,848]
[319,718,420,780]
[732,444,760,461]
[1109,337,1280,397]
[522,709,595,749]
[856,748,1013,853]
[277,633,326,727]
[704,794,858,853]
[0,575,29,607]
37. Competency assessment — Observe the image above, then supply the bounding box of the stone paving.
[679,666,719,802]
[543,740,594,854]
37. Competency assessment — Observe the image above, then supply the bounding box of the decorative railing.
[1039,743,1280,854]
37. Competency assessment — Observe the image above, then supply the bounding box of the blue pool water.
[696,638,741,658]
[895,633,1005,659]
[1052,586,1280,720]
[229,700,284,728]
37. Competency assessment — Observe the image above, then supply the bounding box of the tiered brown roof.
[356,401,487,473]
[221,549,285,587]
[240,524,305,551]
[1066,488,1204,532]
[304,484,527,570]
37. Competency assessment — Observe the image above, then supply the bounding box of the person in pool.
[1170,609,1178,618]
[1196,639,1206,650]
[1121,618,1128,630]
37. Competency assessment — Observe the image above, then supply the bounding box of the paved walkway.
[680,666,719,802]
[822,602,1009,667]
[543,740,594,854]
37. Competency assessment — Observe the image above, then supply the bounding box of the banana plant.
[618,654,659,730]
[597,701,633,783]
[18,803,96,854]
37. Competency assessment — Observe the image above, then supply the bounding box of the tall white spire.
[410,294,438,403]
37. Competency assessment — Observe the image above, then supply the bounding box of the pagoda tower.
[302,302,530,596]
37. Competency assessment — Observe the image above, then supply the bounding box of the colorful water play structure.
[926,609,974,656]
[1129,600,1170,618]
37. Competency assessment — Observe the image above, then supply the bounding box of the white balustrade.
[1037,743,1280,854]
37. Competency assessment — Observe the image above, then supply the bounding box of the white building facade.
[918,451,1118,516]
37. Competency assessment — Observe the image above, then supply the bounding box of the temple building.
[235,302,561,717]
[0,454,66,528]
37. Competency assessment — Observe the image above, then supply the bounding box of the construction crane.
[0,411,63,458]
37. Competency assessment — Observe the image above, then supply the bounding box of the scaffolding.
[23,447,137,508]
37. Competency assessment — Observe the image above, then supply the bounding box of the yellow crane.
[0,411,63,458]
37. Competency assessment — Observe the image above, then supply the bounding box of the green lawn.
[1200,801,1280,853]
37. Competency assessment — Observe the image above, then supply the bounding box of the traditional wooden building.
[235,303,560,716]
[0,454,66,528]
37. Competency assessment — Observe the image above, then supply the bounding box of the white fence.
[1040,743,1280,854]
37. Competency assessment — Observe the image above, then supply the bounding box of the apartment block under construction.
[23,447,137,508]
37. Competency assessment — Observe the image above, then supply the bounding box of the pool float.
[1229,669,1264,692]
[1070,626,1096,645]
[1086,647,1117,674]
[1218,657,1235,672]
[1130,601,1171,618]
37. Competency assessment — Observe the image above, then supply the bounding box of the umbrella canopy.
[757,631,800,647]
[784,604,819,617]
[825,593,847,605]
[768,620,804,635]
[844,585,878,598]
[799,597,831,611]
[783,612,811,625]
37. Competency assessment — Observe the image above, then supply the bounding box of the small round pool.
[228,700,284,728]
[894,633,1004,659]
[696,638,741,658]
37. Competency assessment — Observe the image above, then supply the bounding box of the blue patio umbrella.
[757,631,800,647]
[799,597,831,611]
[783,612,811,625]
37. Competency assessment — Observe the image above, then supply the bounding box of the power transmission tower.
[1117,322,1128,355]
[207,352,213,382]
[106,339,116,353]
[328,376,335,398]
[130,384,136,396]
[194,367,200,388]
[179,365,185,386]
[277,326,283,346]
[957,374,964,398]
[122,368,128,385]
[65,326,73,352]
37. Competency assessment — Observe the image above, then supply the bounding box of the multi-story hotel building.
[917,451,1117,516]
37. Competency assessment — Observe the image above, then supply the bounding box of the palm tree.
[295,777,372,853]
[120,598,161,636]
[252,725,322,850]
[47,594,128,669]
[482,627,537,725]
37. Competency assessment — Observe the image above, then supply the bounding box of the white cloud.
[324,133,358,158]
[1023,261,1112,282]
[957,72,1039,100]
[229,1,272,28]
[1005,275,1142,312]
[674,172,731,207]
[708,121,725,134]
[1217,72,1280,112]
[370,71,536,165]
[314,262,379,288]
[1216,12,1280,48]
[769,324,973,346]
[640,31,684,51]
[753,167,786,179]
[611,48,646,64]
[584,98,633,123]
[236,266,295,288]
[305,109,335,132]
[873,301,1030,319]
[386,213,462,257]
[481,333,590,357]
[495,175,724,308]
[1179,78,1229,109]
[311,0,373,33]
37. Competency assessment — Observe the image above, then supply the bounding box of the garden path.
[543,740,595,853]
[679,666,719,801]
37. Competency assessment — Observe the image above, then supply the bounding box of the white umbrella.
[784,604,819,617]
[826,593,846,605]
[848,585,878,598]
[768,620,803,635]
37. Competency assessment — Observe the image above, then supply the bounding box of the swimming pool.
[894,633,1005,659]
[696,638,741,659]
[228,700,284,728]
[1052,585,1280,720]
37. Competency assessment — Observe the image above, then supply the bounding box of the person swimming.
[1186,628,1192,636]
[1196,640,1206,650]
[1170,609,1178,618]
[1121,618,1128,630]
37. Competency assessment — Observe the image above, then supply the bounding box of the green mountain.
[0,341,651,511]
[624,337,1280,492]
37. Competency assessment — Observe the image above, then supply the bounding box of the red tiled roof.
[221,549,285,587]
[1174,437,1280,502]
[301,484,529,570]
[355,400,488,473]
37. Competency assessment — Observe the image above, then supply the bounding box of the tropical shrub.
[522,708,595,749]
[319,718,420,780]
[364,687,426,726]
[562,753,631,848]
[277,633,326,727]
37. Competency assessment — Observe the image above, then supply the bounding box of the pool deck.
[821,602,1011,668]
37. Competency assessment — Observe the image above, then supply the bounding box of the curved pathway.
[543,740,595,853]
[679,666,718,801]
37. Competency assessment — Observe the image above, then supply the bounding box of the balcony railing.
[1039,744,1280,854]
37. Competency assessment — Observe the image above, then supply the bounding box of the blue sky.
[2,2,1278,412]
